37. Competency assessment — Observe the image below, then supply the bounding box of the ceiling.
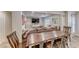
[22,11,65,18]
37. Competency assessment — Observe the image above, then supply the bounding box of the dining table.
[22,28,67,48]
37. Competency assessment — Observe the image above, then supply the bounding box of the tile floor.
[70,34,79,48]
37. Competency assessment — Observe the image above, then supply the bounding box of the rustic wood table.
[22,29,67,48]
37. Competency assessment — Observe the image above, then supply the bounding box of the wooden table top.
[24,30,65,46]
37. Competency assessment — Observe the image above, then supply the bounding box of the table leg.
[61,37,65,48]
[51,39,54,48]
[40,41,44,48]
[29,45,33,48]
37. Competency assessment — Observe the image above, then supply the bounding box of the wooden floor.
[0,34,79,48]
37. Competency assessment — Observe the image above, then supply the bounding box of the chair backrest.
[55,26,60,31]
[7,31,19,48]
[22,30,29,48]
[63,26,71,34]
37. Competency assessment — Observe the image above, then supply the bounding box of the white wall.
[75,12,79,34]
[0,12,5,42]
[60,15,66,30]
[5,12,12,38]
[12,11,22,42]
[0,11,12,47]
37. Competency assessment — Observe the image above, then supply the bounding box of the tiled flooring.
[0,41,10,48]
[70,34,79,48]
